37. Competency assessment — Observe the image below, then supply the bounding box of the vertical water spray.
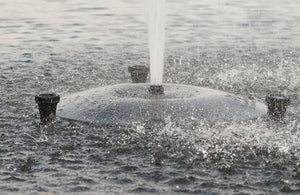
[148,0,166,86]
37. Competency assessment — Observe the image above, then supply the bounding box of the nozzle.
[266,94,290,119]
[35,94,60,124]
[149,85,164,95]
[128,65,149,83]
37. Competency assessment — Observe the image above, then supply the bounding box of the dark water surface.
[1,0,300,194]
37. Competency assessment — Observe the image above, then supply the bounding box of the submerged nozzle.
[35,94,60,124]
[128,65,149,83]
[149,85,164,95]
[266,94,290,119]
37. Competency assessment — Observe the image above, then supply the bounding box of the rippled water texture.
[1,0,300,194]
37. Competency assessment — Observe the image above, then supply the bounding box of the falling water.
[148,0,166,85]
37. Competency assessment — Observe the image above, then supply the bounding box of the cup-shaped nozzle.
[35,94,60,124]
[266,94,290,119]
[128,65,149,83]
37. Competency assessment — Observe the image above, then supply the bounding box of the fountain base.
[57,83,267,126]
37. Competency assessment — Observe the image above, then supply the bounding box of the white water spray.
[148,0,166,85]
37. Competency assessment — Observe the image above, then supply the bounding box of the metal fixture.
[35,94,60,124]
[149,85,164,95]
[128,65,149,83]
[266,94,290,119]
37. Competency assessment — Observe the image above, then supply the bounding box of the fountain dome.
[57,83,267,126]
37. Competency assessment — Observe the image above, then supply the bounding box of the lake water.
[0,0,299,194]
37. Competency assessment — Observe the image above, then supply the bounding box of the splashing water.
[148,0,166,85]
[1,0,300,194]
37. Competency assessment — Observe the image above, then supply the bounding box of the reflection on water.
[0,0,299,194]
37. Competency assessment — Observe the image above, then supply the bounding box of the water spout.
[148,0,165,85]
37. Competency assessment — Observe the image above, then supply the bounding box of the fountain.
[36,0,289,126]
[148,0,165,86]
